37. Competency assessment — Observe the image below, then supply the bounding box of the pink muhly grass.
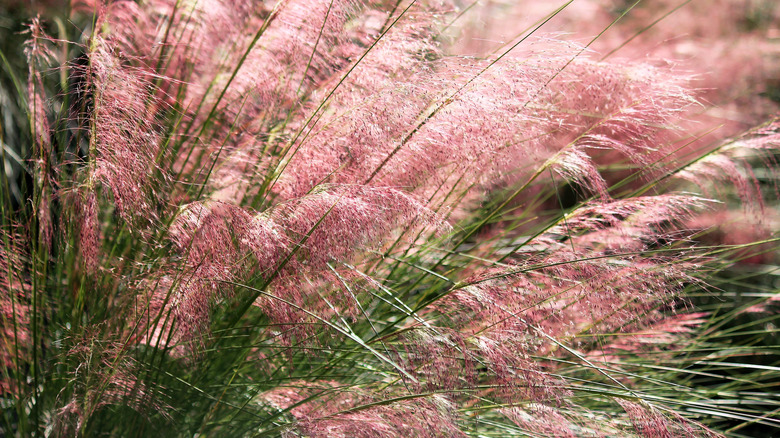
[166,184,441,341]
[169,0,385,198]
[453,0,779,125]
[675,123,780,214]
[167,200,255,339]
[393,194,716,417]
[617,399,720,438]
[392,319,570,405]
[152,0,255,85]
[86,35,167,228]
[439,249,700,357]
[0,231,30,395]
[77,189,100,272]
[549,194,713,251]
[214,0,363,112]
[2,0,779,436]
[24,18,55,251]
[262,381,466,438]
[500,404,582,438]
[270,185,440,268]
[275,47,695,203]
[131,275,177,349]
[686,210,777,266]
[55,330,170,435]
[586,312,711,364]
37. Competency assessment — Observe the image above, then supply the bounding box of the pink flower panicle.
[24,18,56,251]
[77,190,101,272]
[168,201,254,339]
[55,331,170,435]
[0,231,30,395]
[216,0,363,114]
[262,381,465,438]
[401,206,708,408]
[87,36,167,228]
[676,123,780,214]
[443,250,700,345]
[587,312,710,364]
[396,326,568,405]
[617,399,721,438]
[276,43,694,205]
[550,194,712,252]
[166,185,441,342]
[501,405,584,438]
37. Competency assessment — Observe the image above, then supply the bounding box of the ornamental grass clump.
[0,0,778,436]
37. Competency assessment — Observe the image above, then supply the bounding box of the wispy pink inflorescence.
[270,5,466,200]
[131,275,177,350]
[175,1,439,204]
[535,59,695,198]
[501,405,584,438]
[55,330,169,435]
[454,252,698,341]
[0,231,30,395]
[452,0,779,124]
[24,18,55,251]
[166,185,440,342]
[196,1,399,203]
[676,123,780,214]
[408,218,704,405]
[617,399,721,438]
[548,148,611,198]
[395,323,569,405]
[168,201,254,339]
[90,0,255,115]
[587,312,710,364]
[92,0,251,60]
[25,24,52,155]
[275,38,695,205]
[262,381,466,438]
[254,185,443,340]
[216,0,363,113]
[87,36,166,228]
[77,190,100,272]
[504,401,713,438]
[272,185,439,268]
[550,194,713,252]
[153,0,255,80]
[94,0,156,57]
[614,0,780,124]
[177,0,382,187]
